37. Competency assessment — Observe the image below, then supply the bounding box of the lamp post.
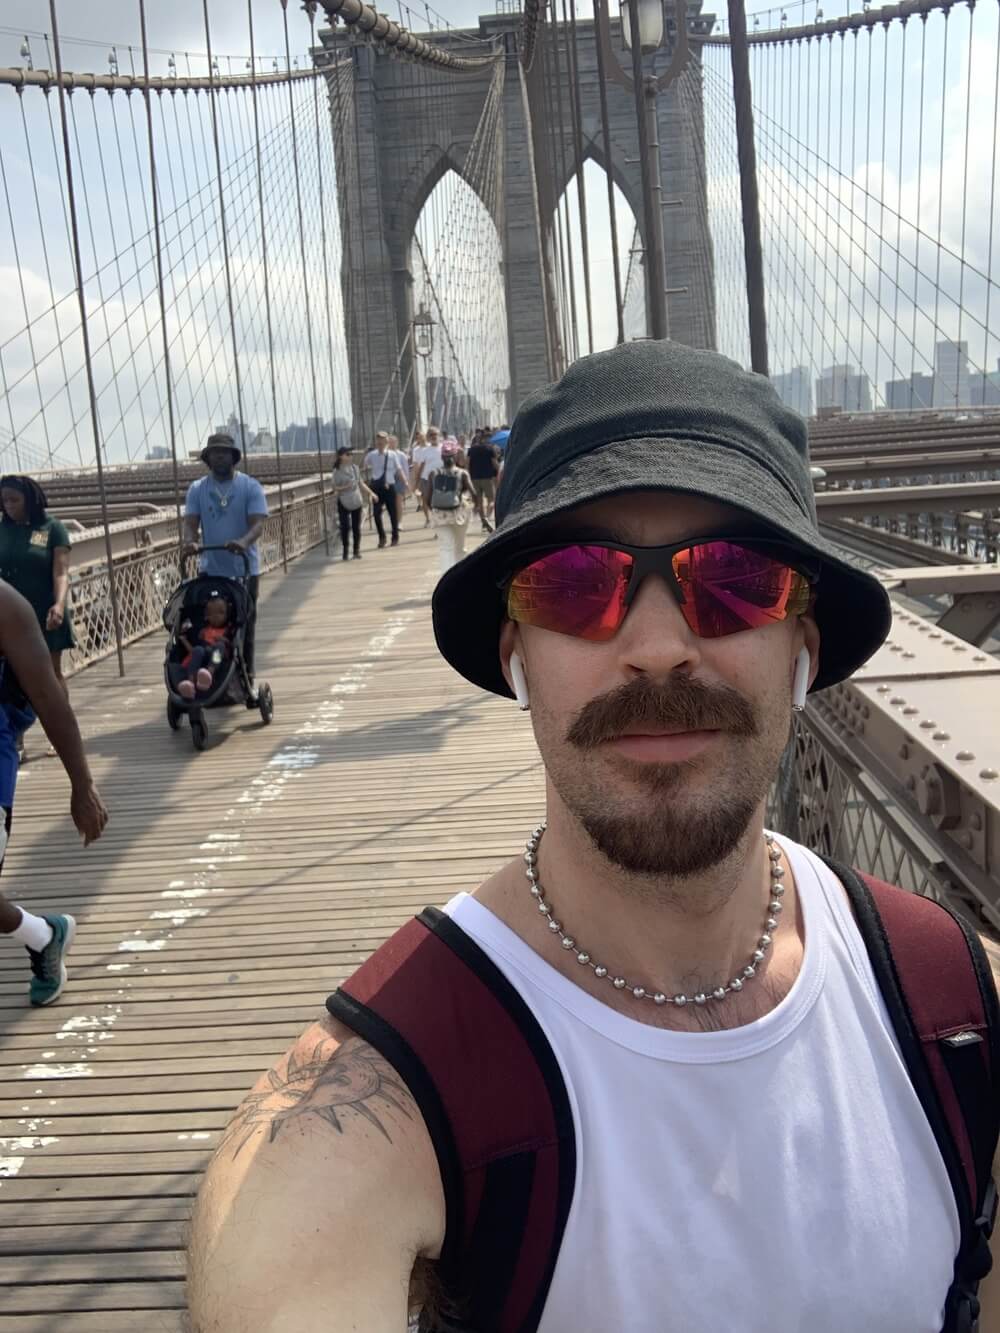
[412,305,436,430]
[596,0,691,341]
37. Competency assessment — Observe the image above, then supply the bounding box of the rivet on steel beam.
[890,696,906,706]
[903,707,919,716]
[929,632,942,639]
[903,652,915,659]
[920,720,936,729]
[957,832,974,851]
[971,813,983,832]
[956,751,975,762]
[862,706,870,719]
[877,684,891,693]
[933,732,951,742]
[981,769,999,781]
[973,655,987,662]
[953,645,967,653]
[900,744,910,759]
[890,645,903,653]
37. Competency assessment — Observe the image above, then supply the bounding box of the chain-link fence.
[65,494,335,675]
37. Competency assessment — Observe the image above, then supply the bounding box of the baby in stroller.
[176,595,232,699]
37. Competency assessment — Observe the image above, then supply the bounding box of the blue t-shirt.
[184,473,269,578]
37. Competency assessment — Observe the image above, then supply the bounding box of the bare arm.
[0,584,107,845]
[976,935,1000,1331]
[47,545,71,631]
[188,1014,445,1333]
[183,512,201,552]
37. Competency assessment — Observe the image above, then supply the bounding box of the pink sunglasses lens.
[507,545,632,641]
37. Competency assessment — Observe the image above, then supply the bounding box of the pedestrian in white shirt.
[362,432,405,548]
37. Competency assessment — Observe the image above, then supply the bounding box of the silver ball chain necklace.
[523,821,785,1007]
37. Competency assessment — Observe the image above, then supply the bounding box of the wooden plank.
[0,1315,186,1332]
[0,534,542,1323]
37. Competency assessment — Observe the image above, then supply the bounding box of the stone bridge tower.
[319,8,716,446]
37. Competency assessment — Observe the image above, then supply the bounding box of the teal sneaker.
[27,914,76,1007]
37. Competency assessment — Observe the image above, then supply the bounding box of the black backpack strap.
[327,908,576,1333]
[824,858,1000,1332]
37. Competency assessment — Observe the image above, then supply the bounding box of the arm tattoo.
[220,1034,413,1159]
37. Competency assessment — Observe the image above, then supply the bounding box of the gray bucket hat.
[431,340,891,698]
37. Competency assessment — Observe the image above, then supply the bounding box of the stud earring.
[509,651,530,711]
[792,647,811,713]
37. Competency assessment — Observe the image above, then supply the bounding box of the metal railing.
[770,712,990,928]
[65,493,335,675]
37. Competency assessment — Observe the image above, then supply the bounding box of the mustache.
[566,675,759,749]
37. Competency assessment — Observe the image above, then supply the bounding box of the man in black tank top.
[188,342,1000,1333]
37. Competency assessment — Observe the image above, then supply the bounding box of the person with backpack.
[427,441,483,574]
[189,342,1000,1333]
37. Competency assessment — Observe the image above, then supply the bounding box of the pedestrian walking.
[0,580,107,1005]
[362,432,404,548]
[427,441,483,574]
[183,433,269,692]
[332,447,368,561]
[0,474,76,759]
[191,342,997,1333]
[411,426,443,528]
[389,435,411,531]
[466,431,501,530]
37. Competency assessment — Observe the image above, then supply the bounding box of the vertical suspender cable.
[954,2,975,404]
[593,0,625,344]
[726,0,768,374]
[282,0,331,555]
[48,0,127,677]
[139,0,184,550]
[565,0,594,354]
[247,0,288,570]
[980,3,1000,403]
[308,6,347,514]
[202,0,250,471]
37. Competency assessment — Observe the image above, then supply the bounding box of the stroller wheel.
[258,683,274,725]
[190,714,208,751]
[166,697,182,731]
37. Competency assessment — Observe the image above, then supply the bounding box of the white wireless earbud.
[509,651,530,711]
[791,647,811,713]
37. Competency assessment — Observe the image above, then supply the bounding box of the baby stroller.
[162,546,274,751]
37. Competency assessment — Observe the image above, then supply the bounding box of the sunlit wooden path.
[0,529,543,1331]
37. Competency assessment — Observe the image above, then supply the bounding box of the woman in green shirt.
[0,476,76,703]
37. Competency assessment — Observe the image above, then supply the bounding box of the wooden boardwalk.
[0,531,544,1331]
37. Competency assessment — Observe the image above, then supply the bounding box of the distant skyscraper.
[932,340,971,408]
[969,359,1000,407]
[815,364,873,413]
[771,367,813,418]
[884,372,934,411]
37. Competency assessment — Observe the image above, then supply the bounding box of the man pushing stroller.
[183,432,268,699]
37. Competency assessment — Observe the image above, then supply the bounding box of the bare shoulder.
[188,1013,445,1333]
[216,1012,419,1159]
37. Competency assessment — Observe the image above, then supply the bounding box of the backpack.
[328,859,999,1333]
[431,470,462,509]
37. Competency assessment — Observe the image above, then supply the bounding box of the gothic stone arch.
[320,10,715,446]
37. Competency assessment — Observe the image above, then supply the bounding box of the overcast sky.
[0,1,996,467]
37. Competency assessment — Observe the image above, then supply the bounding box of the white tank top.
[443,834,959,1331]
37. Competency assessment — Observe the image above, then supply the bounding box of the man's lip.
[612,726,720,739]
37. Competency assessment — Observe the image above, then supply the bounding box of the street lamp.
[596,0,690,340]
[412,306,436,359]
[619,0,663,53]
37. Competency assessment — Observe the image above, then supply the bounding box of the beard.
[539,674,787,882]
